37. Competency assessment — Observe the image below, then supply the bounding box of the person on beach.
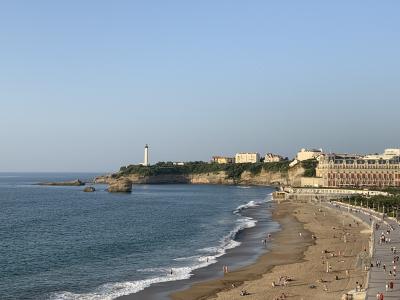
[223,265,229,274]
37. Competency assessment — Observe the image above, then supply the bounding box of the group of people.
[262,233,272,245]
[355,281,364,292]
[271,276,292,288]
[374,220,398,298]
[380,231,391,244]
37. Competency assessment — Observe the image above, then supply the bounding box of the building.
[316,149,400,188]
[142,144,150,166]
[264,153,284,163]
[296,148,323,161]
[235,152,260,164]
[212,156,234,164]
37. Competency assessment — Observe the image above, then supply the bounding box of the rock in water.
[108,180,132,193]
[83,186,96,192]
[38,179,85,186]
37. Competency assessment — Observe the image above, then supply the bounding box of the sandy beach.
[172,201,370,300]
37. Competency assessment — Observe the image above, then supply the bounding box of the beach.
[172,201,370,300]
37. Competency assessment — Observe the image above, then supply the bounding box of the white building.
[264,153,284,163]
[364,148,400,160]
[235,152,260,164]
[296,148,323,161]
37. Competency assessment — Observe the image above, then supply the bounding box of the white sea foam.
[233,200,260,214]
[51,197,265,300]
[50,267,192,300]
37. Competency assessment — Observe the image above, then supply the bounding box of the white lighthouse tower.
[143,144,150,166]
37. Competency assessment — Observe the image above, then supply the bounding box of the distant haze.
[1,1,399,172]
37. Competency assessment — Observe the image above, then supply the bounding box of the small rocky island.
[107,179,132,193]
[83,186,96,192]
[37,179,85,186]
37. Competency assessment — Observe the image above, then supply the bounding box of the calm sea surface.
[0,173,274,300]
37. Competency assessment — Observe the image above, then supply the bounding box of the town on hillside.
[138,145,400,189]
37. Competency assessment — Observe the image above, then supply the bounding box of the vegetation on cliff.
[301,159,318,177]
[116,160,291,180]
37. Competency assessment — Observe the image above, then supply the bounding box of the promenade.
[325,201,400,300]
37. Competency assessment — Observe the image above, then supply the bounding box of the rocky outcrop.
[83,186,96,192]
[107,179,132,193]
[38,179,85,186]
[95,164,305,187]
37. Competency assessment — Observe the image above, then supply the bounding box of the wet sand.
[173,201,370,300]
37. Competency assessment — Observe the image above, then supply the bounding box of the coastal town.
[129,145,400,189]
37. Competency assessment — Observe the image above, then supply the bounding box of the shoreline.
[206,201,370,300]
[118,198,370,300]
[117,196,279,300]
[170,201,314,300]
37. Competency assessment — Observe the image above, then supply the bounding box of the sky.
[0,1,399,172]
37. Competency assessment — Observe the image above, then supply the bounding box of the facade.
[212,156,234,164]
[235,152,260,164]
[316,149,400,188]
[264,153,284,163]
[296,148,323,161]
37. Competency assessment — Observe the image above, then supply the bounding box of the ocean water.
[0,173,275,300]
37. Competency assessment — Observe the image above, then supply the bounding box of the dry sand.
[171,201,370,300]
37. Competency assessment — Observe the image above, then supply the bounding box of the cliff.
[94,164,305,187]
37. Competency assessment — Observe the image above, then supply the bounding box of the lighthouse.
[143,144,150,166]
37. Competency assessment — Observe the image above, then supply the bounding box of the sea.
[0,173,277,300]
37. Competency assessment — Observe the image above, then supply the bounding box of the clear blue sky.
[1,1,399,172]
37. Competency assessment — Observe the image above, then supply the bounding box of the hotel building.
[212,156,234,164]
[235,152,260,164]
[296,148,323,161]
[316,149,400,188]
